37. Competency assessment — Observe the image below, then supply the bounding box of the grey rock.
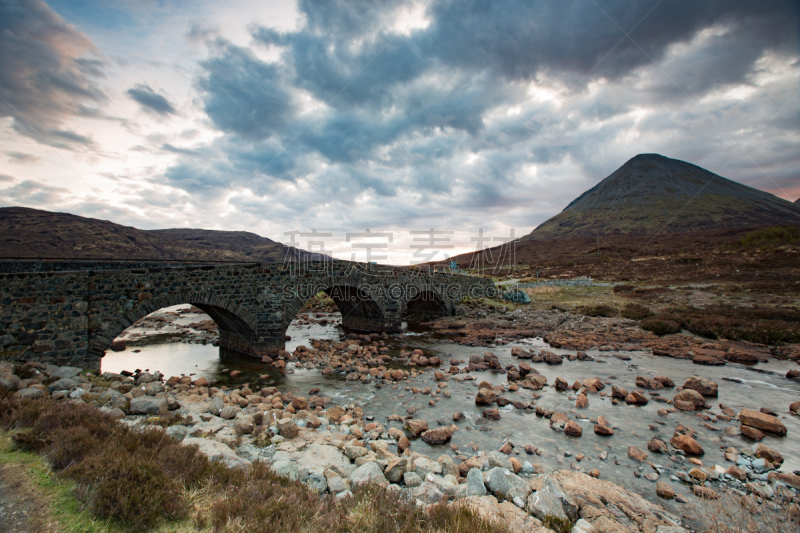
[166,425,189,441]
[276,418,299,439]
[335,490,353,500]
[0,334,15,348]
[466,468,487,496]
[53,366,82,380]
[350,462,388,487]
[15,387,45,400]
[484,467,531,501]
[69,387,86,399]
[182,437,251,469]
[48,377,80,392]
[527,476,578,522]
[129,396,167,415]
[219,405,240,420]
[486,450,513,470]
[135,372,156,385]
[272,460,300,481]
[655,527,689,533]
[236,444,265,463]
[327,475,350,493]
[0,373,21,391]
[99,406,125,419]
[306,472,327,493]
[413,482,445,504]
[403,471,423,488]
[209,397,223,416]
[413,457,443,477]
[144,381,165,396]
[572,518,596,532]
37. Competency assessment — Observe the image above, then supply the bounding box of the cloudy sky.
[1,0,798,264]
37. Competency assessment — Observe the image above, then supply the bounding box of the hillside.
[525,154,800,240]
[450,154,800,283]
[0,207,307,262]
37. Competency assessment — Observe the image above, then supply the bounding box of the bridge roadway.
[0,260,496,369]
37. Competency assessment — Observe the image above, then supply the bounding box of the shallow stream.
[102,305,800,514]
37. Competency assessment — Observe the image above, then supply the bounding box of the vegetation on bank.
[731,226,799,249]
[0,389,508,533]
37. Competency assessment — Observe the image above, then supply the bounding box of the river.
[101,305,800,515]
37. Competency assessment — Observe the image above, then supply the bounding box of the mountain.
[0,207,309,262]
[524,154,800,240]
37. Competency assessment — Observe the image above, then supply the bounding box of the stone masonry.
[0,260,495,369]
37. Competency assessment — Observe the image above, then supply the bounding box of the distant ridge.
[524,153,800,240]
[0,207,310,262]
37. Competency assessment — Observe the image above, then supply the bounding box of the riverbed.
[101,305,800,516]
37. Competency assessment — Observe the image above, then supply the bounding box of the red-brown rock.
[739,408,787,436]
[670,435,704,456]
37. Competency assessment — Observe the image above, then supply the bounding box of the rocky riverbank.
[4,358,800,532]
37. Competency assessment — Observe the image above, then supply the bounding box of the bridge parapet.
[0,260,496,368]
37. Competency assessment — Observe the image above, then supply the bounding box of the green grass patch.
[0,433,127,533]
[733,226,799,249]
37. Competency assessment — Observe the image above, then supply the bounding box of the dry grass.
[0,387,509,533]
[521,286,563,295]
[691,489,799,532]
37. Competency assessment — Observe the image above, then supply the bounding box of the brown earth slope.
[0,207,309,262]
[451,154,800,284]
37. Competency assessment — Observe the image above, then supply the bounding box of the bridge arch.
[282,283,392,336]
[401,287,451,321]
[89,292,260,358]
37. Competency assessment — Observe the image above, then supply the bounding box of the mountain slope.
[525,154,800,240]
[0,207,307,262]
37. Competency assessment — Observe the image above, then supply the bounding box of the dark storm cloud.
[162,0,798,234]
[198,43,295,140]
[0,0,105,148]
[127,84,176,115]
[421,0,798,86]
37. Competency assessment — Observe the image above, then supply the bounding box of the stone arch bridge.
[0,260,495,369]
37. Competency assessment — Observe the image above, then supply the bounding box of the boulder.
[564,420,582,437]
[404,418,429,437]
[739,408,787,436]
[182,437,251,469]
[754,444,784,466]
[627,446,648,462]
[484,467,531,501]
[526,476,578,522]
[384,457,408,483]
[670,435,704,456]
[276,418,299,439]
[475,388,500,405]
[673,389,705,411]
[648,438,668,454]
[272,460,300,480]
[625,391,648,405]
[15,388,45,400]
[350,462,388,487]
[466,467,487,496]
[611,384,628,399]
[594,424,613,436]
[129,396,167,415]
[656,481,675,500]
[681,377,718,397]
[421,425,457,444]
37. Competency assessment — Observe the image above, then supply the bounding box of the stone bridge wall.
[0,261,495,369]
